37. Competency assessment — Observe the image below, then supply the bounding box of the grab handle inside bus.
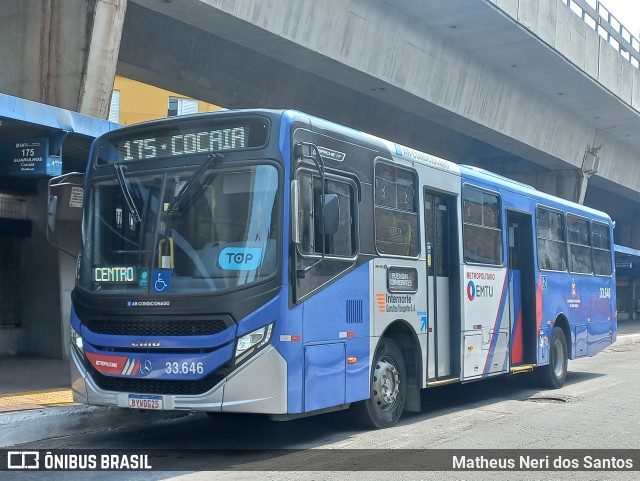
[291,180,302,244]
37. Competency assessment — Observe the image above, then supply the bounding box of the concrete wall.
[20,180,63,358]
[0,0,127,117]
[488,0,640,202]
[0,329,25,356]
[3,0,640,201]
[491,0,638,107]
[117,3,529,171]
[123,0,640,203]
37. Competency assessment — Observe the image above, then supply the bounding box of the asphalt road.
[6,341,640,481]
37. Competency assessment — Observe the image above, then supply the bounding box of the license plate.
[128,394,163,410]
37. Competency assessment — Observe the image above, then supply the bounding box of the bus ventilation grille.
[83,319,229,337]
[346,299,363,324]
[89,368,226,396]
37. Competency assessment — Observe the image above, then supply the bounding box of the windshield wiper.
[170,153,223,214]
[114,162,142,223]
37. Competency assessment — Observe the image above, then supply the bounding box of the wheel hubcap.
[552,338,565,377]
[373,356,400,411]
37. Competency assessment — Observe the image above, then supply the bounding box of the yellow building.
[108,76,222,124]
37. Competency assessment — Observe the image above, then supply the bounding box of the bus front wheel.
[536,326,568,389]
[354,337,406,429]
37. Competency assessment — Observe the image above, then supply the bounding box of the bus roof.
[283,110,461,174]
[98,108,612,223]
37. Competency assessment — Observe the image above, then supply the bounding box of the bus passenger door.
[506,211,536,367]
[424,191,454,380]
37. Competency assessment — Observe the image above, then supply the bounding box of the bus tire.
[354,337,406,429]
[536,326,568,389]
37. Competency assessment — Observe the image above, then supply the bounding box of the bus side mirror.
[319,193,340,236]
[47,172,84,255]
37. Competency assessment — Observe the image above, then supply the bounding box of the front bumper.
[70,345,288,414]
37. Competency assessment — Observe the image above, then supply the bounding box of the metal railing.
[564,0,640,68]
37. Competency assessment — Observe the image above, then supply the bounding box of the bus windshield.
[78,162,279,295]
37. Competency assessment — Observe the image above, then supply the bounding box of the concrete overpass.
[117,0,640,194]
[4,0,640,358]
[2,0,640,240]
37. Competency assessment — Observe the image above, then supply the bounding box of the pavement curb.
[0,404,190,448]
[614,332,640,346]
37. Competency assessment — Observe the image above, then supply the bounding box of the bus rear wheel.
[354,338,406,429]
[536,326,568,389]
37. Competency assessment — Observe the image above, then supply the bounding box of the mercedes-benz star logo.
[139,359,153,376]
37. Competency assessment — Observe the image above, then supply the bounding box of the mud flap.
[404,385,421,413]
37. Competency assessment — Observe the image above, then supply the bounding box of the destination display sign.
[96,116,270,165]
[10,137,62,177]
[118,126,247,161]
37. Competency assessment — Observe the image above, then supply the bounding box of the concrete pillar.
[0,0,127,118]
[551,169,581,203]
[20,180,63,358]
[518,169,581,202]
[473,157,583,202]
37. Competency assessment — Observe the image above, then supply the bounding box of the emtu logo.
[467,281,494,300]
[376,293,386,313]
[467,281,476,301]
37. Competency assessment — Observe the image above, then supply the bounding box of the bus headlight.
[235,323,274,364]
[70,326,84,357]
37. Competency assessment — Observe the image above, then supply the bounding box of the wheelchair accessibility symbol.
[152,270,171,293]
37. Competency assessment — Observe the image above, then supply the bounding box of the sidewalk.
[1,319,640,447]
[0,356,189,447]
[611,318,640,349]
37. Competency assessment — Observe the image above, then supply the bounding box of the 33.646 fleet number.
[599,287,612,299]
[165,361,204,375]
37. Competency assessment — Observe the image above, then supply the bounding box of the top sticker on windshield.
[218,247,263,270]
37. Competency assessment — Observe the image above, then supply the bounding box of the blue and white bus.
[51,109,616,428]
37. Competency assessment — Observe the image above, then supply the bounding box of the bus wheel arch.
[380,320,422,393]
[536,316,569,389]
[553,314,572,359]
[354,320,421,429]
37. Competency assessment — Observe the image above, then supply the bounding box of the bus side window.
[297,170,356,258]
[592,222,613,276]
[462,187,502,265]
[536,207,566,271]
[374,162,419,257]
[324,179,355,257]
[567,215,592,274]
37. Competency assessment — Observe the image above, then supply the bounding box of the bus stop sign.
[10,137,62,177]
